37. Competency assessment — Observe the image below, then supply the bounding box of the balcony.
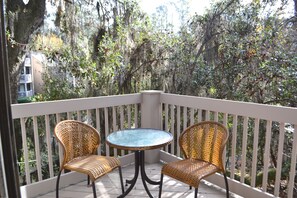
[18,90,34,98]
[11,91,297,198]
[19,74,32,83]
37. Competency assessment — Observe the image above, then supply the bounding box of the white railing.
[160,93,297,198]
[11,93,141,187]
[11,91,297,198]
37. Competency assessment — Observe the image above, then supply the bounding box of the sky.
[139,0,213,30]
[139,0,212,16]
[139,0,295,30]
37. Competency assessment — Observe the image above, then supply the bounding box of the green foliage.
[182,0,297,107]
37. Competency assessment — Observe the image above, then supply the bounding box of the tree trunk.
[6,0,46,103]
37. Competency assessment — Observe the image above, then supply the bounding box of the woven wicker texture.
[64,155,120,181]
[162,121,228,188]
[54,120,121,181]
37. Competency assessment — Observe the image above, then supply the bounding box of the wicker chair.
[54,120,124,198]
[158,121,229,198]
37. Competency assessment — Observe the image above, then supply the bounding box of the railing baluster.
[45,115,54,178]
[127,105,131,128]
[170,104,175,155]
[251,118,260,187]
[190,108,194,125]
[120,106,124,129]
[77,111,81,121]
[134,104,138,128]
[214,111,218,122]
[287,124,297,198]
[165,104,169,152]
[230,115,237,179]
[164,104,168,131]
[262,120,272,192]
[87,109,91,124]
[112,106,117,131]
[274,122,285,196]
[104,107,109,157]
[222,113,227,168]
[240,116,248,183]
[120,106,124,156]
[197,109,202,122]
[96,108,101,156]
[112,106,117,156]
[177,106,181,157]
[33,116,42,181]
[56,114,63,169]
[205,110,210,121]
[67,112,71,119]
[183,106,187,130]
[127,105,132,154]
[223,113,227,127]
[21,117,30,184]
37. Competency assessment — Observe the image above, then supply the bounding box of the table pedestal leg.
[140,151,160,185]
[118,150,160,198]
[118,152,140,198]
[139,151,160,198]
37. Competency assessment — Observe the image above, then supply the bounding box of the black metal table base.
[118,151,160,198]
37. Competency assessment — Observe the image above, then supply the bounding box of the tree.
[33,0,176,98]
[6,0,46,103]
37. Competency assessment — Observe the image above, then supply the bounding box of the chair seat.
[162,159,220,188]
[64,155,121,181]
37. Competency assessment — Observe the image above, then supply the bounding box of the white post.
[141,90,163,163]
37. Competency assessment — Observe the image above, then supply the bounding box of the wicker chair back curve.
[179,121,229,172]
[54,120,100,168]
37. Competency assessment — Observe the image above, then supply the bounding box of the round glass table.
[106,128,173,198]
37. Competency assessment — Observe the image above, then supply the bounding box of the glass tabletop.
[106,128,173,151]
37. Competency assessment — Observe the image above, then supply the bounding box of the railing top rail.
[11,93,141,118]
[161,93,297,124]
[11,91,297,123]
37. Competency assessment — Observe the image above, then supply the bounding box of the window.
[24,57,31,66]
[19,84,25,92]
[25,67,31,74]
[26,83,31,91]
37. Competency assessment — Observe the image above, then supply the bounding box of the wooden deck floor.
[38,163,239,198]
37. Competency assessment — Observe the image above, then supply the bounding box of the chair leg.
[56,170,62,198]
[92,181,97,198]
[158,173,164,198]
[118,166,125,194]
[223,173,230,198]
[194,188,198,198]
[87,175,90,186]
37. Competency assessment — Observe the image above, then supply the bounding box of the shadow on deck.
[37,163,241,198]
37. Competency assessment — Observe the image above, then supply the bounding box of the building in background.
[17,53,44,103]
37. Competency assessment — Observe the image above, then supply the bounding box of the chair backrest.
[179,121,229,171]
[54,120,100,167]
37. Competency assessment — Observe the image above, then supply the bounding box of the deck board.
[38,163,238,198]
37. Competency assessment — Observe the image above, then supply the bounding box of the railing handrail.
[13,92,297,123]
[11,93,141,118]
[161,93,297,124]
